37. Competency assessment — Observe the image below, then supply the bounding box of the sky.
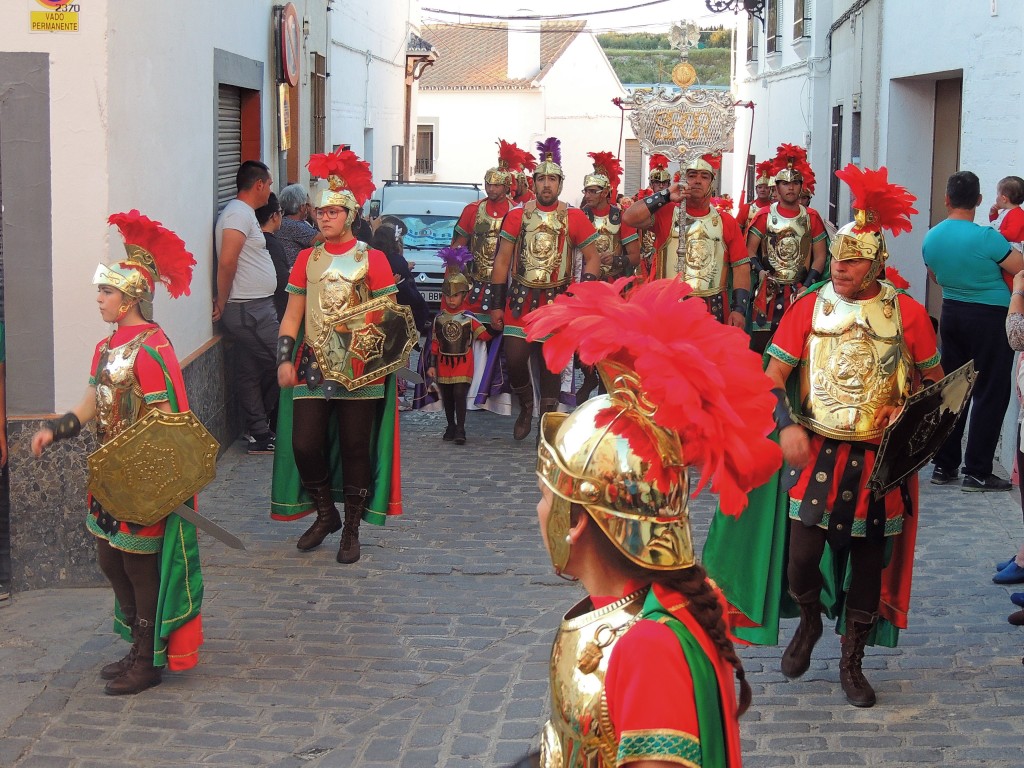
[419,0,744,34]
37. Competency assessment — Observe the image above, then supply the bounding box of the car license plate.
[423,290,441,303]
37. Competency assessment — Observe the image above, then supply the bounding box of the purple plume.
[437,245,473,269]
[536,137,561,166]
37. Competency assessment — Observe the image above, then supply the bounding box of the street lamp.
[705,0,766,21]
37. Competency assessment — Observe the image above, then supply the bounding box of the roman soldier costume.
[749,144,828,337]
[582,151,638,279]
[736,160,774,235]
[704,165,943,708]
[452,140,526,315]
[428,246,494,443]
[635,155,672,276]
[50,210,204,695]
[525,276,782,768]
[640,153,750,323]
[272,147,410,563]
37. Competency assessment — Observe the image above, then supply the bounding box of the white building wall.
[0,0,331,408]
[418,90,545,184]
[542,34,631,205]
[330,0,416,183]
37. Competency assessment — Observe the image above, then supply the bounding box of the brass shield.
[87,409,220,526]
[311,296,416,389]
[866,361,977,500]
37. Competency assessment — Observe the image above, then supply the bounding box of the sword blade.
[397,366,424,384]
[172,504,246,550]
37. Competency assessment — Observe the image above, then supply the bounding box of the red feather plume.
[497,139,523,171]
[649,153,670,171]
[770,143,813,182]
[884,266,911,290]
[520,150,537,172]
[107,210,196,298]
[524,278,782,516]
[588,151,622,199]
[755,160,774,179]
[834,164,917,236]
[307,148,376,206]
[702,152,722,171]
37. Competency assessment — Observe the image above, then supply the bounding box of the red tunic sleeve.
[287,247,314,293]
[651,202,679,251]
[567,207,599,248]
[366,248,398,295]
[748,209,770,241]
[897,293,941,368]
[605,619,701,748]
[453,201,479,240]
[767,291,816,364]
[808,208,828,241]
[499,207,525,242]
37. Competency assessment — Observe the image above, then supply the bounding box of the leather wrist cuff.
[277,336,296,366]
[482,282,507,311]
[750,257,766,274]
[643,189,671,215]
[772,388,796,430]
[804,268,822,287]
[580,272,601,282]
[48,412,81,442]
[731,288,750,315]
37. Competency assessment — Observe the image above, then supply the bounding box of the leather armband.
[580,272,601,283]
[643,189,671,215]
[804,268,822,287]
[772,388,796,430]
[48,412,82,442]
[610,254,631,275]
[731,288,750,315]
[750,256,766,274]
[481,282,507,312]
[277,336,296,365]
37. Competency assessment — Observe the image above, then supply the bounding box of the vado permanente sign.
[29,0,80,33]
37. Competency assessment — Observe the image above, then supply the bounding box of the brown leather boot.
[839,612,877,707]
[100,612,138,680]
[338,487,367,564]
[512,384,534,441]
[105,618,162,696]
[781,590,823,679]
[297,482,342,551]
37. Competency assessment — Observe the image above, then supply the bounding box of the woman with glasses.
[272,148,405,564]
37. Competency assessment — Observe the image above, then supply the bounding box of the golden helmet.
[538,363,693,571]
[97,210,195,321]
[831,164,918,287]
[526,277,783,577]
[308,147,376,221]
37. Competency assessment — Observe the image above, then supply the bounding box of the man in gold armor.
[451,139,524,318]
[747,143,829,353]
[31,211,203,696]
[484,136,602,441]
[707,165,943,708]
[736,159,774,236]
[523,274,784,768]
[622,152,751,326]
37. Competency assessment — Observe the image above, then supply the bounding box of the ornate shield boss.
[311,296,417,390]
[88,409,220,526]
[866,361,977,500]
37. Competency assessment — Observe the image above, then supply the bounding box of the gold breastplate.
[590,209,623,278]
[540,590,646,768]
[436,312,474,356]
[94,329,156,444]
[515,202,571,288]
[800,282,913,441]
[764,203,811,284]
[659,207,726,296]
[470,202,505,282]
[305,243,372,349]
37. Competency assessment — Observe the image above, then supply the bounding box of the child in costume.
[525,276,782,766]
[31,211,203,695]
[427,246,494,444]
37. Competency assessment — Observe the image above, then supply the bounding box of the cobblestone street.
[2,408,1023,767]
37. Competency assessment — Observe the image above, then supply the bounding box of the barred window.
[767,0,780,55]
[746,14,758,62]
[794,0,811,40]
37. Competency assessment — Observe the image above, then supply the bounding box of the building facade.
[0,0,340,589]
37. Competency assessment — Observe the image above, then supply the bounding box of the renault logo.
[417,273,428,283]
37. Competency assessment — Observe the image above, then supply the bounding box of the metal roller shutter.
[217,85,242,213]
